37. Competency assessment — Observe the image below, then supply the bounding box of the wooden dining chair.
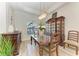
[64,30,79,55]
[39,32,60,56]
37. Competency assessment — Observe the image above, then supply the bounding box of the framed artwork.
[52,12,57,18]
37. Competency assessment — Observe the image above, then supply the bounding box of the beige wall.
[6,3,13,32]
[12,9,38,41]
[0,2,7,33]
[0,2,13,33]
[48,2,79,39]
[1,2,79,41]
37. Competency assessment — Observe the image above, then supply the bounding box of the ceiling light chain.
[38,2,47,20]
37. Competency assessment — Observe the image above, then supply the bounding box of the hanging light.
[38,2,47,20]
[38,12,47,20]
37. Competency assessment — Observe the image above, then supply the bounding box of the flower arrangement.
[38,20,45,41]
[39,25,45,31]
[39,20,45,31]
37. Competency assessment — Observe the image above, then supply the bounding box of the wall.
[0,2,12,33]
[12,9,38,41]
[6,3,13,32]
[1,2,79,41]
[47,2,79,39]
[0,2,7,33]
[0,2,38,41]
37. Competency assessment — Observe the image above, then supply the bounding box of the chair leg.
[68,44,70,47]
[49,46,51,56]
[49,50,51,56]
[39,44,43,56]
[76,47,78,55]
[63,43,65,48]
[56,45,58,56]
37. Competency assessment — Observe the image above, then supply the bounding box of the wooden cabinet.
[56,16,65,45]
[46,16,65,45]
[2,32,21,56]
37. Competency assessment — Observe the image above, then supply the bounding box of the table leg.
[34,40,36,45]
[31,36,32,45]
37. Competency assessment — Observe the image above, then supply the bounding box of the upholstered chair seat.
[64,40,79,47]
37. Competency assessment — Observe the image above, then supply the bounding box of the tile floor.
[18,40,79,56]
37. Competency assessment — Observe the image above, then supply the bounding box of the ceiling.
[8,2,67,16]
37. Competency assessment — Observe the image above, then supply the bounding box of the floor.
[18,40,79,56]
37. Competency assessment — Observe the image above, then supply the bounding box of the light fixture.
[38,12,47,20]
[38,2,47,20]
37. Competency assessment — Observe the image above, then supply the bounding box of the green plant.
[0,35,14,56]
[39,20,45,31]
[39,26,45,31]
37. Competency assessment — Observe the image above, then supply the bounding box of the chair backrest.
[50,32,60,47]
[68,30,79,42]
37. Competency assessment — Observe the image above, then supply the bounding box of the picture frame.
[52,12,57,18]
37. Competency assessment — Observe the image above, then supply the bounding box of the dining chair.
[39,32,60,56]
[64,30,79,55]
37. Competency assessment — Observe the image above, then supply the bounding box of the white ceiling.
[8,2,67,16]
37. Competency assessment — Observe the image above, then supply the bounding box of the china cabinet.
[46,16,65,45]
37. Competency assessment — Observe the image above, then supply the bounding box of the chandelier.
[38,2,47,20]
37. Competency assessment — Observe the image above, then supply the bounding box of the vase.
[39,29,44,41]
[8,25,14,32]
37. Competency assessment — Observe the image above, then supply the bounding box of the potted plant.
[0,35,14,56]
